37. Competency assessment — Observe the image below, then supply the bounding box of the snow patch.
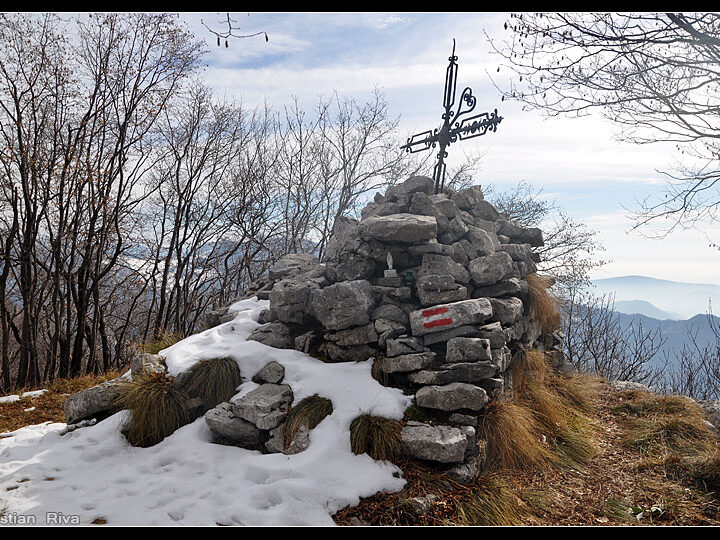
[0,298,412,526]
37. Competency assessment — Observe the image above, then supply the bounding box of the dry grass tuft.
[138,329,181,355]
[511,348,551,388]
[180,357,242,413]
[525,273,561,334]
[114,372,192,447]
[482,349,598,473]
[612,389,720,494]
[478,399,553,471]
[349,414,405,463]
[457,476,521,526]
[548,372,601,414]
[283,394,333,445]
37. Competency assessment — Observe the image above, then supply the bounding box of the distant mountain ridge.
[590,275,720,320]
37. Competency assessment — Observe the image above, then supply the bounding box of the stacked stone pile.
[240,175,564,481]
[61,175,564,485]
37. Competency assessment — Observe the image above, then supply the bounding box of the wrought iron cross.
[400,40,503,194]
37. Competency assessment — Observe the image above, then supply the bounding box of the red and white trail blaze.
[421,306,454,330]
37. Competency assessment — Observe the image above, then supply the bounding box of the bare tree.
[485,180,606,288]
[561,285,667,385]
[0,13,204,388]
[662,317,720,400]
[489,12,720,237]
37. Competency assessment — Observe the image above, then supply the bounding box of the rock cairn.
[240,175,563,481]
[62,175,564,485]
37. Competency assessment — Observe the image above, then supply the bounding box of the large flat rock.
[359,213,437,244]
[415,382,489,412]
[409,298,492,337]
[309,280,375,331]
[401,423,470,463]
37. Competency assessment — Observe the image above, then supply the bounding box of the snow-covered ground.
[0,298,412,526]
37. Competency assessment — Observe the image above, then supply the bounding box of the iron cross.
[400,40,503,194]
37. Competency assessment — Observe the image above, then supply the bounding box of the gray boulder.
[416,274,467,307]
[322,216,378,281]
[310,280,375,331]
[450,185,484,211]
[130,353,166,379]
[205,402,265,448]
[248,321,294,349]
[698,400,720,431]
[265,423,310,455]
[359,213,437,244]
[232,384,294,430]
[385,175,435,201]
[415,383,489,412]
[468,252,514,287]
[380,352,436,374]
[408,362,497,385]
[497,220,544,247]
[472,278,527,298]
[466,226,497,256]
[401,423,470,463]
[268,253,320,281]
[445,337,493,363]
[63,378,126,424]
[325,322,379,346]
[409,298,492,337]
[269,278,320,325]
[488,297,524,326]
[252,361,285,385]
[385,336,426,357]
[418,254,470,285]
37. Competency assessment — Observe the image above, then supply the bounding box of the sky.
[177,11,720,286]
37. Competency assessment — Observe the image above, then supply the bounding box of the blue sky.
[179,12,720,285]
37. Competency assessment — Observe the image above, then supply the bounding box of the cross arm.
[400,129,441,153]
[448,109,503,142]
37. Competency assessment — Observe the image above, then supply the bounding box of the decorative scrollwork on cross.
[400,39,503,194]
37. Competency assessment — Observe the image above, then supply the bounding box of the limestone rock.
[380,352,436,374]
[415,383,489,412]
[609,380,651,392]
[309,280,375,331]
[477,321,508,348]
[422,325,482,346]
[130,353,166,379]
[408,362,497,386]
[418,254,470,285]
[248,321,294,349]
[466,226,497,256]
[409,298,492,337]
[385,336,425,357]
[416,274,467,307]
[385,175,435,201]
[450,185,484,210]
[269,278,320,324]
[468,252,514,287]
[488,297,524,326]
[205,402,265,448]
[232,384,293,430]
[492,346,512,372]
[63,378,126,424]
[325,322,378,347]
[265,423,310,455]
[401,423,469,463]
[472,278,527,298]
[445,337,493,363]
[497,220,544,247]
[268,253,320,281]
[359,213,437,244]
[252,361,285,385]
